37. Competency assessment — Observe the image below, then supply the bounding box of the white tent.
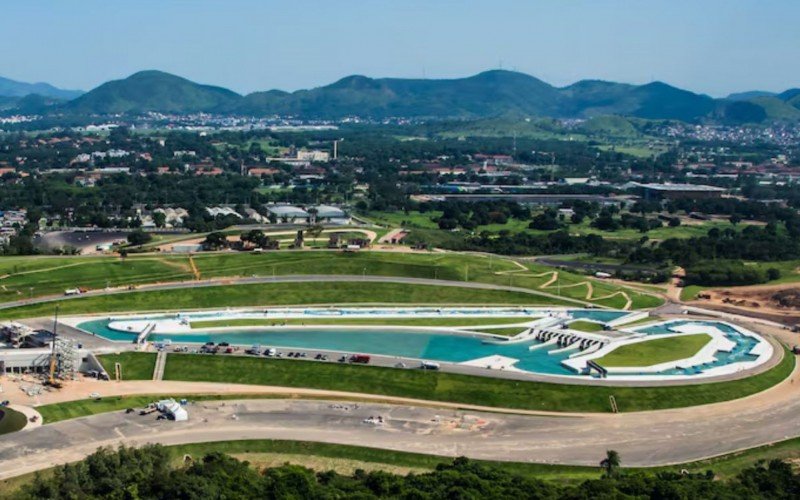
[156,399,188,421]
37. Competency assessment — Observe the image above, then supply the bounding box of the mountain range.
[1,69,799,124]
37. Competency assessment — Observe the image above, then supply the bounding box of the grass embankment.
[0,251,664,311]
[168,440,598,481]
[595,334,712,368]
[190,317,533,330]
[145,347,795,413]
[471,327,530,336]
[0,407,27,435]
[35,394,281,424]
[96,352,157,380]
[0,282,571,320]
[170,435,800,481]
[568,320,605,333]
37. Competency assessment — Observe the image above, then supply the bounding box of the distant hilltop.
[1,69,799,124]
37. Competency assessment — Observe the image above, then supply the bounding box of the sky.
[1,0,798,97]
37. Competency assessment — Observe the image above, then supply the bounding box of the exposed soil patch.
[691,284,800,325]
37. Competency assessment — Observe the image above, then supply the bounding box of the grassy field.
[0,255,193,302]
[149,347,794,413]
[568,320,605,333]
[369,209,754,242]
[471,326,529,336]
[0,251,663,311]
[679,260,800,302]
[0,282,572,320]
[595,334,712,368]
[169,439,599,481]
[35,394,279,424]
[96,352,156,380]
[190,317,533,329]
[161,434,800,481]
[0,407,27,435]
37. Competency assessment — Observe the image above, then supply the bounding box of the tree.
[203,232,229,250]
[529,211,563,231]
[127,229,152,246]
[306,224,324,239]
[600,450,621,477]
[767,268,781,281]
[153,211,167,228]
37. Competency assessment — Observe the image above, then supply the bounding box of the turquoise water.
[78,318,575,375]
[633,320,760,376]
[75,313,762,377]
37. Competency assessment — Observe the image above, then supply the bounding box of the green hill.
[746,96,800,120]
[0,75,82,100]
[577,115,640,137]
[65,70,241,114]
[38,69,800,123]
[232,70,565,119]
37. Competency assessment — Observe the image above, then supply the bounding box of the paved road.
[0,274,595,313]
[2,368,800,480]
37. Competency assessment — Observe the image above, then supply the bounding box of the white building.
[266,205,309,222]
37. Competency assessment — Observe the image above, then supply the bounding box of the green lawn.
[470,326,530,336]
[596,334,712,368]
[168,440,599,482]
[0,255,193,302]
[35,394,279,424]
[151,348,794,413]
[0,250,663,310]
[0,282,572,320]
[96,352,157,380]
[363,210,441,229]
[190,317,533,330]
[0,407,27,435]
[568,320,605,333]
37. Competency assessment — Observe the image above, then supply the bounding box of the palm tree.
[600,450,620,477]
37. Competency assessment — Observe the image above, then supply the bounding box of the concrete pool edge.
[57,307,787,388]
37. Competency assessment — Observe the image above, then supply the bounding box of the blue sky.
[1,0,797,96]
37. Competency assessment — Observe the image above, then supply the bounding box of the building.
[296,150,330,162]
[636,183,725,201]
[153,207,189,227]
[310,205,350,224]
[206,207,242,219]
[413,194,634,208]
[247,167,280,177]
[266,205,309,223]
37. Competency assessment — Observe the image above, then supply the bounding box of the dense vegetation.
[15,445,800,499]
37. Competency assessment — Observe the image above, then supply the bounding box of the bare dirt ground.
[690,283,800,325]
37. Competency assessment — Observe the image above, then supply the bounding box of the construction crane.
[47,306,62,388]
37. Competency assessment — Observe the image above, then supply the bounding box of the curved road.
[1,358,799,480]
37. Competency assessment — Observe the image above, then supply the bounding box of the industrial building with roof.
[266,205,310,222]
[636,183,725,201]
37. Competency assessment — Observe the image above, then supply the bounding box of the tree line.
[15,445,800,499]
